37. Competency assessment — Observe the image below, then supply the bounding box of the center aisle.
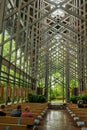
[38,109,81,130]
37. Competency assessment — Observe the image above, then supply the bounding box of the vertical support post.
[77,0,85,95]
[0,0,6,32]
[62,47,65,103]
[44,41,49,101]
[65,45,70,102]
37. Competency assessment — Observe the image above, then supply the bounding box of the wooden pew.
[79,115,87,121]
[5,103,48,118]
[0,123,27,130]
[5,102,48,112]
[4,102,48,124]
[0,116,35,125]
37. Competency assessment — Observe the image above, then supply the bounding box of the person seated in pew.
[77,100,84,108]
[21,106,39,125]
[11,105,22,117]
[0,105,6,116]
[21,106,33,117]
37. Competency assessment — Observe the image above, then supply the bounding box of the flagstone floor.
[38,109,81,130]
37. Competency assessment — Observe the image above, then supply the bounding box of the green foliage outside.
[70,79,78,88]
[27,93,46,103]
[49,86,62,100]
[0,98,5,104]
[47,73,78,101]
[48,72,64,101]
[0,34,79,104]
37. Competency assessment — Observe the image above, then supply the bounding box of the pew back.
[0,123,27,130]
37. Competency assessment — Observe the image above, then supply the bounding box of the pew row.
[0,123,27,130]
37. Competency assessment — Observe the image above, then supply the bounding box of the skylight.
[51,0,64,4]
[50,0,65,17]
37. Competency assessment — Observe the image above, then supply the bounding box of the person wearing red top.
[21,106,40,126]
[21,106,33,117]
